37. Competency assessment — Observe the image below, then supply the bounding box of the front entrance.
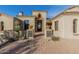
[35,20,42,32]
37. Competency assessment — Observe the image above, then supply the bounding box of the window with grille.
[46,31,52,37]
[28,31,33,37]
[55,21,58,31]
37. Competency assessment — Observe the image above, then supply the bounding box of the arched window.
[0,21,4,31]
[73,19,77,33]
[55,21,58,31]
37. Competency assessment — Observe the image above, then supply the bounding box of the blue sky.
[0,5,71,18]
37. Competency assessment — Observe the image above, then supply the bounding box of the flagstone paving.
[1,34,79,54]
[0,39,37,54]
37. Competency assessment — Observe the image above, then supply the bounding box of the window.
[23,20,29,30]
[73,19,77,33]
[55,21,58,31]
[14,20,22,31]
[0,21,4,31]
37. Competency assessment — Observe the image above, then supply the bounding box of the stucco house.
[52,6,79,39]
[0,10,47,39]
[15,11,47,33]
[1,6,79,40]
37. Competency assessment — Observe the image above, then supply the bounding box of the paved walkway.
[0,33,43,54]
[0,39,37,54]
[1,34,79,54]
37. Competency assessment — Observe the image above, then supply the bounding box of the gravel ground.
[33,36,79,54]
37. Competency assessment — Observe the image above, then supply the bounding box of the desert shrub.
[52,36,60,41]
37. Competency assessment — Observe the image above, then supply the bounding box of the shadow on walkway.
[1,39,38,54]
[0,32,43,54]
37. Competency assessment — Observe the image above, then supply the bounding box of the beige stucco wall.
[0,14,13,31]
[52,15,64,38]
[62,13,79,39]
[52,13,79,39]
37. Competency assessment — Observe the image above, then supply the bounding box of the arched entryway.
[35,13,42,32]
[35,20,42,32]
